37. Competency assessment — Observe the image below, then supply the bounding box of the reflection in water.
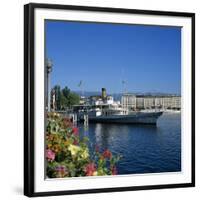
[78,113,181,175]
[95,124,131,151]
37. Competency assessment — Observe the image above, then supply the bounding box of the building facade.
[121,94,137,110]
[121,94,181,110]
[144,96,155,109]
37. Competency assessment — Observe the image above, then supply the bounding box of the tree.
[60,92,68,110]
[62,86,70,98]
[67,92,80,107]
[61,86,71,109]
[52,85,80,110]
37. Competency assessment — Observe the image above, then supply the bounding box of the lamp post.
[46,58,53,112]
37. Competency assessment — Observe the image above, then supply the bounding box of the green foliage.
[46,112,120,178]
[62,86,70,98]
[67,92,80,107]
[52,85,80,110]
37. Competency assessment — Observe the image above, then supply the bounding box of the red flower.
[102,149,112,159]
[84,163,96,176]
[72,127,79,136]
[111,166,117,175]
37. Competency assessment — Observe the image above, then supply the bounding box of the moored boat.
[84,111,163,125]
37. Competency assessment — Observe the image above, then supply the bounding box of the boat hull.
[81,111,163,125]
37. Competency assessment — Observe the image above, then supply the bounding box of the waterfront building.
[144,96,155,109]
[121,94,181,110]
[155,97,163,108]
[136,96,144,109]
[121,94,137,110]
[171,96,181,110]
[162,97,173,109]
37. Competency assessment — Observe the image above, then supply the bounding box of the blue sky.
[45,20,181,94]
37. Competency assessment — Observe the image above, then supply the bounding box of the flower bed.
[46,112,120,178]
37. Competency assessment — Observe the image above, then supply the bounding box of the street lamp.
[46,58,53,112]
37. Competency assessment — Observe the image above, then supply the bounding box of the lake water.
[78,112,181,175]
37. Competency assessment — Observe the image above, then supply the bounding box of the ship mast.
[78,80,84,97]
[121,68,127,94]
[122,80,127,94]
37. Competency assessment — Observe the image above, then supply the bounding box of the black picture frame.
[24,3,195,197]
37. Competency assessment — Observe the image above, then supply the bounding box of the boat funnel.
[102,88,107,100]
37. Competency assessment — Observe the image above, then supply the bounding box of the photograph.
[45,20,182,178]
[24,3,195,196]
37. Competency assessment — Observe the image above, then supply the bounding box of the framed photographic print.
[24,3,195,197]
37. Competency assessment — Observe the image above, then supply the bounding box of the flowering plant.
[46,112,120,178]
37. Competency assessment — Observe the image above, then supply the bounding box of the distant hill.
[73,91,180,101]
[73,91,101,97]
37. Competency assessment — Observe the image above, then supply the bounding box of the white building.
[171,96,181,109]
[136,96,144,109]
[162,97,173,109]
[155,97,163,108]
[121,94,137,110]
[144,97,155,109]
[121,94,181,110]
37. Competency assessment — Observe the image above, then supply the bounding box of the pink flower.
[46,149,55,161]
[72,127,79,136]
[84,163,96,176]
